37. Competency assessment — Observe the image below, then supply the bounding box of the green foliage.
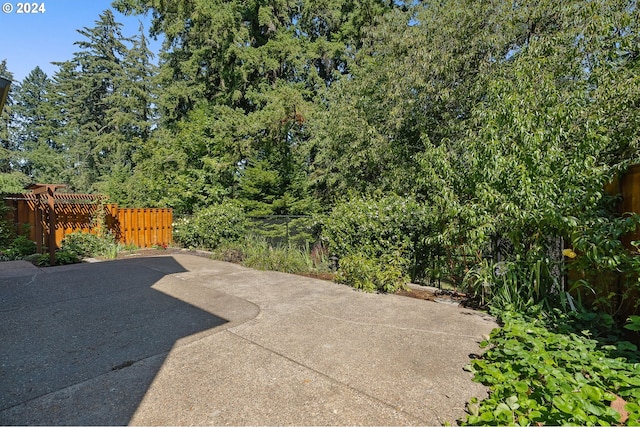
[335,252,408,293]
[335,253,378,292]
[2,0,640,323]
[110,0,395,214]
[246,215,318,249]
[53,248,81,266]
[566,215,640,316]
[323,193,431,281]
[0,235,37,260]
[235,237,312,274]
[0,203,16,249]
[10,66,64,182]
[307,0,640,309]
[0,60,14,174]
[463,258,562,312]
[625,316,640,332]
[211,236,332,276]
[46,10,155,193]
[0,172,30,194]
[61,231,118,259]
[462,312,640,426]
[31,248,82,266]
[172,200,247,250]
[0,203,38,262]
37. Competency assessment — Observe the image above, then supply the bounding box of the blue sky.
[0,0,162,82]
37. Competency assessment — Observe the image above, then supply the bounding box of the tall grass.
[212,236,331,275]
[463,258,561,312]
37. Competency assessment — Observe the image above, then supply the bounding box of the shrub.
[61,232,116,259]
[335,253,378,292]
[0,205,17,249]
[32,249,81,266]
[336,252,408,293]
[171,217,198,248]
[323,193,432,282]
[55,248,82,265]
[0,235,38,261]
[173,200,247,250]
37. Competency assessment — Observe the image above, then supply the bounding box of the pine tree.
[99,22,158,203]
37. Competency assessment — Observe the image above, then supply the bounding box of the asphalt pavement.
[0,253,497,426]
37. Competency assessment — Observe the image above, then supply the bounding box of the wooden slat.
[3,197,173,250]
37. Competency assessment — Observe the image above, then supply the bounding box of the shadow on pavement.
[0,256,227,425]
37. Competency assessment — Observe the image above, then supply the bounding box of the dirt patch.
[294,271,336,281]
[395,287,438,302]
[396,286,484,309]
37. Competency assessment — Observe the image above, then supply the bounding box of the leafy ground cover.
[461,310,640,426]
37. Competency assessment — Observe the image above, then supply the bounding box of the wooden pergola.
[23,184,110,265]
[27,184,68,266]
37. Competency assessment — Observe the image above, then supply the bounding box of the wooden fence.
[607,163,640,247]
[4,194,172,250]
[577,164,640,318]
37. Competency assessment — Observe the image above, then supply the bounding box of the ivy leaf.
[581,385,604,402]
[506,395,520,411]
[553,395,575,414]
[514,381,529,394]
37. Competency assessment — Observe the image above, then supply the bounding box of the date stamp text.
[2,3,46,14]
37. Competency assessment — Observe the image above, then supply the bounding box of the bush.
[173,200,247,250]
[61,232,116,259]
[0,205,17,249]
[323,193,432,282]
[336,252,408,293]
[0,235,37,260]
[33,249,81,266]
[54,248,82,265]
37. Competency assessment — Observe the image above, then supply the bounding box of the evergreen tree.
[114,0,396,214]
[99,22,158,202]
[0,61,30,192]
[52,10,155,194]
[11,66,63,182]
[0,60,15,174]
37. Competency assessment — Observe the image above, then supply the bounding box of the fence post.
[34,197,42,253]
[47,187,56,266]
